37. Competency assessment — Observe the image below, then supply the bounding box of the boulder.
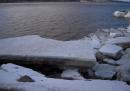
[61,69,85,80]
[113,11,126,17]
[99,44,122,59]
[17,75,35,82]
[124,11,130,18]
[93,63,116,79]
[116,66,130,82]
[116,54,130,67]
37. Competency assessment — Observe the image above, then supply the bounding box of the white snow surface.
[99,44,122,56]
[0,35,96,64]
[0,63,130,91]
[1,63,46,83]
[90,35,101,49]
[106,37,130,45]
[0,78,130,91]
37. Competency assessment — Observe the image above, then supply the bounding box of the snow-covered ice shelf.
[0,35,96,68]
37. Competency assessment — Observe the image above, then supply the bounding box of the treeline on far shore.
[0,0,79,3]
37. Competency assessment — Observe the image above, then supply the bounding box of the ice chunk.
[99,44,122,59]
[61,69,85,80]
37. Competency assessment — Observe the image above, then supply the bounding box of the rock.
[103,58,119,66]
[93,63,116,79]
[116,66,130,82]
[124,11,130,18]
[116,54,130,67]
[125,48,130,57]
[17,75,35,82]
[61,69,85,80]
[0,35,96,68]
[95,52,106,61]
[99,44,123,59]
[106,37,130,48]
[113,11,126,17]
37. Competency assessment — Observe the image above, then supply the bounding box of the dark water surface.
[0,2,130,40]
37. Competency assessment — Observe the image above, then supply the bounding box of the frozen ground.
[0,63,130,91]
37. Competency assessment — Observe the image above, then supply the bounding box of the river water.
[0,2,130,40]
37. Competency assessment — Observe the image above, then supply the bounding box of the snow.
[113,11,126,17]
[1,63,46,83]
[125,11,130,18]
[90,35,101,49]
[0,35,96,68]
[0,70,19,83]
[125,48,130,57]
[0,79,130,91]
[61,69,85,80]
[99,44,122,58]
[106,37,130,45]
[0,63,130,91]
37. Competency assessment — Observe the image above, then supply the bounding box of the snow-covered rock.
[99,44,122,59]
[93,63,116,79]
[113,11,126,17]
[116,66,130,82]
[106,37,130,48]
[124,11,130,18]
[1,63,46,83]
[61,69,85,80]
[0,35,96,68]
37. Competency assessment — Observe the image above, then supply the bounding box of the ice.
[0,35,96,68]
[99,44,122,59]
[61,69,85,80]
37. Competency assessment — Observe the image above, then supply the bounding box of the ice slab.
[0,35,96,68]
[106,37,130,48]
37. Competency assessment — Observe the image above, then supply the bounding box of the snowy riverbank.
[0,26,130,90]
